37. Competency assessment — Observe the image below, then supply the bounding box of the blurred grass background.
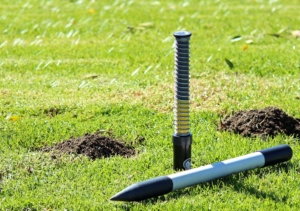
[0,0,299,210]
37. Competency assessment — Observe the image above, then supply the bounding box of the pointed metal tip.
[110,195,118,201]
[109,184,138,202]
[110,192,129,202]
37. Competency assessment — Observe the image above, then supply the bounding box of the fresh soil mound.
[42,133,136,159]
[219,107,300,138]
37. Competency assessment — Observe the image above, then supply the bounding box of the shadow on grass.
[116,162,293,206]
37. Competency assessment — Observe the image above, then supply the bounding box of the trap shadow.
[136,162,292,205]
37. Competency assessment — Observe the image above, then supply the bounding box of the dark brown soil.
[42,133,136,159]
[219,107,300,138]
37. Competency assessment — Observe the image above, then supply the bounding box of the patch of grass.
[1,0,300,210]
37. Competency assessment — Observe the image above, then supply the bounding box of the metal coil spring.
[173,32,191,135]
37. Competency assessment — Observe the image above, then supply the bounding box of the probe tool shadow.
[139,162,292,204]
[228,163,291,203]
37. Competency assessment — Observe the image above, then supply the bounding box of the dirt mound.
[42,133,136,159]
[219,107,300,138]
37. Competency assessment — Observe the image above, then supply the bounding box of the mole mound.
[42,133,136,159]
[219,107,300,138]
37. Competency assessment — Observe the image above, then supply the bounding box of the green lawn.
[1,0,300,210]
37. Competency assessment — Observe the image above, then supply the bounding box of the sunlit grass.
[0,0,300,210]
